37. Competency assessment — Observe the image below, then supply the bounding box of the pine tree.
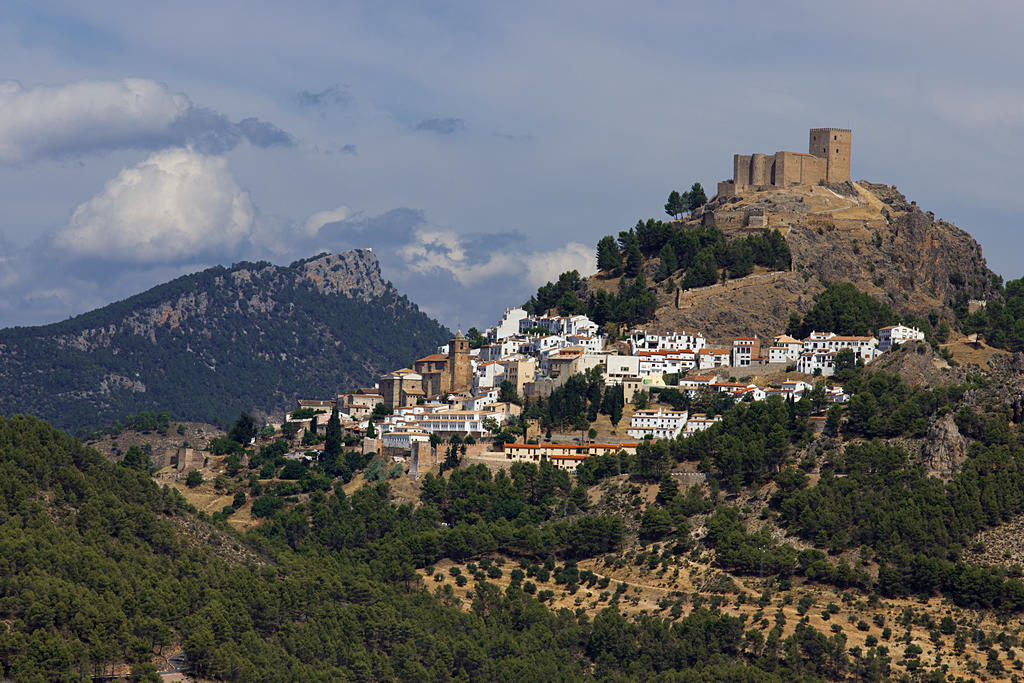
[625,241,643,277]
[324,406,342,459]
[596,235,623,272]
[654,243,678,282]
[664,190,685,219]
[687,182,708,211]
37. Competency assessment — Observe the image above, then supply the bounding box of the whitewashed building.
[698,348,732,369]
[520,314,599,337]
[731,338,762,367]
[628,330,706,355]
[877,325,926,351]
[487,308,529,341]
[627,409,689,440]
[682,413,721,434]
[767,335,803,364]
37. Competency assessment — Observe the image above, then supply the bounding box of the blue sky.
[1,1,1022,328]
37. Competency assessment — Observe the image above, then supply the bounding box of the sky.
[1,1,1023,329]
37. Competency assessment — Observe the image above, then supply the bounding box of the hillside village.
[283,305,926,475]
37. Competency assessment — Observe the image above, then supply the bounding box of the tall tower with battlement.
[808,128,851,183]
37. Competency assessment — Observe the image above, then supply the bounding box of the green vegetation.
[1,414,885,681]
[786,282,897,338]
[958,275,1024,351]
[535,224,790,328]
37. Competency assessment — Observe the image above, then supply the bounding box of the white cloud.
[0,78,291,163]
[398,228,594,288]
[302,204,351,236]
[56,148,254,263]
[523,241,596,287]
[0,79,188,163]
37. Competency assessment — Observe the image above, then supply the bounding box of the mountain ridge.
[0,249,449,432]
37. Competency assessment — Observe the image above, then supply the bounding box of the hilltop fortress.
[717,128,851,198]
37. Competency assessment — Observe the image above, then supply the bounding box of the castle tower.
[447,331,472,394]
[808,128,851,183]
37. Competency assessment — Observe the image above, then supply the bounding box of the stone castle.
[717,128,851,198]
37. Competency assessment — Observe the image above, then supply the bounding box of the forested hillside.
[0,414,890,681]
[0,250,449,433]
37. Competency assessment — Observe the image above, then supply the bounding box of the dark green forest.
[0,415,898,681]
[0,258,449,433]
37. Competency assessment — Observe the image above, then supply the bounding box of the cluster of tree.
[703,507,870,590]
[840,372,966,439]
[515,370,624,438]
[663,183,708,220]
[958,275,1024,352]
[673,397,820,491]
[521,269,659,328]
[602,221,790,284]
[0,258,450,434]
[786,282,897,338]
[530,227,791,329]
[769,433,1024,608]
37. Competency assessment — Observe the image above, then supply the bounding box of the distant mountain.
[0,250,449,433]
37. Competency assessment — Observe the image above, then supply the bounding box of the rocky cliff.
[604,181,996,341]
[0,250,449,432]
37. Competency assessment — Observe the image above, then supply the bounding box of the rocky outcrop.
[607,182,996,341]
[865,343,965,387]
[296,249,389,300]
[924,413,968,474]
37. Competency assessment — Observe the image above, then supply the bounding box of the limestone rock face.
[924,413,968,474]
[989,351,1024,379]
[297,249,389,301]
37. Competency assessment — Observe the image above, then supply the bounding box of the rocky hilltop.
[598,182,996,341]
[0,250,449,432]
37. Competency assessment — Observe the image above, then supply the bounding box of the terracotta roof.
[504,442,637,451]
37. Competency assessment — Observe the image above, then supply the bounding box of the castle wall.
[750,153,770,186]
[777,152,825,186]
[722,128,850,197]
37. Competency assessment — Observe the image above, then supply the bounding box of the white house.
[797,349,837,376]
[698,348,732,370]
[380,431,430,451]
[520,314,599,337]
[478,337,531,361]
[763,380,813,401]
[473,361,505,392]
[801,332,880,361]
[627,409,689,441]
[877,325,926,351]
[487,308,529,341]
[603,354,643,383]
[767,335,803,364]
[628,330,706,355]
[678,375,719,396]
[637,349,697,375]
[682,413,721,434]
[731,338,762,367]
